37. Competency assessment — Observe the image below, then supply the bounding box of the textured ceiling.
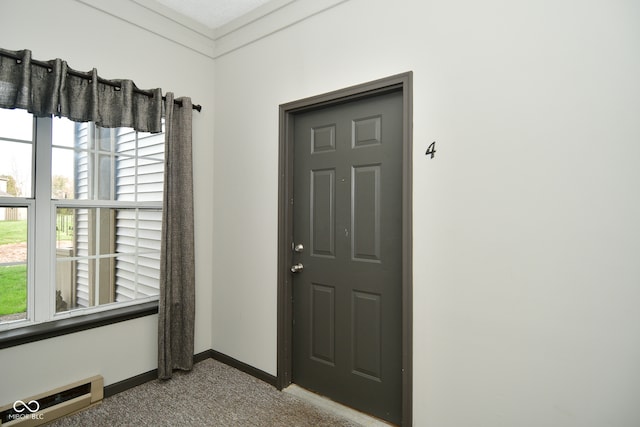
[153,0,273,29]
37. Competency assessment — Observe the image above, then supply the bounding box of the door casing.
[277,72,413,426]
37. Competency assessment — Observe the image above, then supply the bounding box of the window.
[0,108,163,330]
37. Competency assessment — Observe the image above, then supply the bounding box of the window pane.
[55,207,78,312]
[0,207,28,323]
[115,128,164,203]
[56,208,115,257]
[113,153,165,203]
[56,207,75,249]
[0,108,34,199]
[0,108,33,141]
[115,209,160,302]
[115,156,136,202]
[53,122,164,202]
[114,253,160,302]
[51,151,75,200]
[0,142,33,198]
[136,157,164,202]
[52,116,78,148]
[98,153,113,200]
[52,118,85,199]
[55,207,160,313]
[56,206,116,312]
[97,127,112,151]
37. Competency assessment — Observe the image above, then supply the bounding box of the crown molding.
[73,0,351,61]
[212,0,350,59]
[74,0,216,59]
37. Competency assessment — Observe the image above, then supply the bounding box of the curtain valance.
[0,47,163,133]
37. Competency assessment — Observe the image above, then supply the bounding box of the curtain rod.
[0,50,202,112]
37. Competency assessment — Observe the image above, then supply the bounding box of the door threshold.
[284,384,395,427]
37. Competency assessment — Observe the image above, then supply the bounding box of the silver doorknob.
[290,263,304,273]
[293,243,304,253]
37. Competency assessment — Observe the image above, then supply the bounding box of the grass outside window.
[0,220,27,245]
[0,219,28,318]
[0,265,26,315]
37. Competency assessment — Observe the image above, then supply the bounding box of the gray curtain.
[158,92,195,380]
[0,48,162,132]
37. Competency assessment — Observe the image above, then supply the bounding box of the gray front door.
[291,90,403,424]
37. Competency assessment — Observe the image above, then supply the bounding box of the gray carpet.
[47,358,361,426]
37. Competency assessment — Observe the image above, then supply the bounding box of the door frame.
[277,72,413,426]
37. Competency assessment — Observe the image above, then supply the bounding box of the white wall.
[212,0,640,426]
[0,0,214,403]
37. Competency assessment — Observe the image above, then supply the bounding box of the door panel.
[310,283,335,365]
[292,90,403,424]
[352,290,382,381]
[311,169,336,257]
[352,164,381,262]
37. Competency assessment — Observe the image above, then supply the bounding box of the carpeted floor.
[47,358,362,426]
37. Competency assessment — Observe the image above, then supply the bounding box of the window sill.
[0,301,158,350]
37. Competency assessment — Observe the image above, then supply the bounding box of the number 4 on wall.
[425,141,436,159]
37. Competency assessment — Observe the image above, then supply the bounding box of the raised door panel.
[351,290,382,381]
[351,164,381,263]
[310,169,335,258]
[310,283,336,366]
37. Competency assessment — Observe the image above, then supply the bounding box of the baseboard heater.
[0,375,103,426]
